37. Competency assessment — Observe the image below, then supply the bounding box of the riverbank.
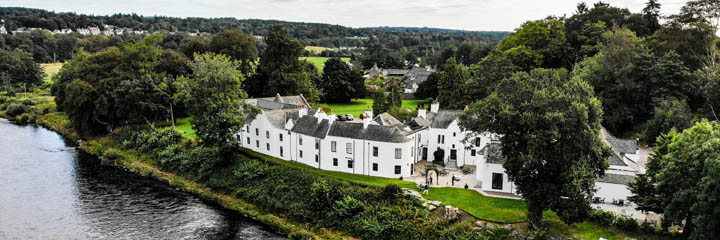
[0,98,338,239]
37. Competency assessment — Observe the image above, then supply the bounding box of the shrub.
[16,113,34,124]
[100,149,123,166]
[123,127,182,153]
[233,160,267,181]
[6,90,15,97]
[588,210,616,227]
[0,96,7,104]
[615,216,639,232]
[381,184,402,200]
[158,144,186,171]
[6,103,27,117]
[639,220,657,234]
[333,196,365,218]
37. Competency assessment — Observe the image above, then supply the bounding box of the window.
[442,135,445,144]
[333,158,338,166]
[299,135,303,145]
[453,132,456,137]
[246,137,250,144]
[346,143,352,154]
[246,126,249,133]
[471,149,476,156]
[348,160,354,168]
[279,133,283,141]
[437,135,441,144]
[299,150,303,158]
[315,139,320,150]
[474,137,481,147]
[394,148,402,159]
[280,147,284,157]
[452,144,455,149]
[315,155,319,162]
[411,147,414,157]
[266,131,269,139]
[418,135,421,142]
[331,141,337,152]
[255,128,259,136]
[256,140,259,148]
[373,146,378,157]
[394,165,401,174]
[266,143,270,151]
[492,173,503,190]
[372,163,378,171]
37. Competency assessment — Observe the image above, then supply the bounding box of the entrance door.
[450,149,457,160]
[422,147,428,161]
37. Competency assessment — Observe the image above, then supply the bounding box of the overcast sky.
[0,0,688,31]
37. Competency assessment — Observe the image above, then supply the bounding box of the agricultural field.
[304,46,335,54]
[299,57,351,73]
[40,63,64,84]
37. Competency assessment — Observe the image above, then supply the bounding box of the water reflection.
[0,119,284,239]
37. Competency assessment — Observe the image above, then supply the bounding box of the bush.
[588,210,616,227]
[6,90,15,97]
[381,184,402,200]
[16,113,34,124]
[100,149,123,166]
[122,127,182,153]
[615,216,639,232]
[639,220,657,234]
[6,103,28,117]
[158,144,186,171]
[233,160,267,181]
[0,96,7,104]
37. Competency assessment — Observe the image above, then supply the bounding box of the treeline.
[0,7,509,58]
[421,1,718,137]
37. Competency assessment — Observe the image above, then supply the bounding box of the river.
[0,119,285,239]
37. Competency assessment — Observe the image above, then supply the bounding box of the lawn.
[423,187,528,223]
[304,46,335,54]
[323,98,432,118]
[157,117,197,138]
[299,57,350,73]
[41,62,63,84]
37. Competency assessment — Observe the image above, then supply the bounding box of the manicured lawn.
[157,117,197,138]
[423,187,528,223]
[324,98,431,118]
[299,57,350,73]
[41,62,63,84]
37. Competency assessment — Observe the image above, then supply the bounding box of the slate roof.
[291,116,330,139]
[374,112,403,126]
[383,69,410,76]
[407,116,431,130]
[256,94,310,108]
[597,173,634,185]
[607,153,627,167]
[328,121,411,143]
[607,139,638,155]
[430,110,462,129]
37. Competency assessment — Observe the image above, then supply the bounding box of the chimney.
[316,108,327,123]
[328,109,337,124]
[365,106,373,119]
[298,105,307,117]
[362,113,371,129]
[430,97,440,113]
[417,104,427,119]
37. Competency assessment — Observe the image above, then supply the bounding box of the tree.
[319,58,363,103]
[643,99,694,144]
[459,68,610,229]
[630,120,720,238]
[497,18,568,70]
[414,72,439,99]
[181,53,249,147]
[371,90,388,116]
[0,48,45,88]
[437,58,470,109]
[210,30,258,75]
[468,50,519,101]
[642,0,662,35]
[386,77,404,108]
[249,25,319,102]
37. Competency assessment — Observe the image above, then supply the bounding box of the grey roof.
[328,121,410,143]
[252,99,299,110]
[374,113,403,126]
[407,116,431,130]
[597,173,634,185]
[430,110,462,129]
[607,139,638,155]
[607,153,627,167]
[291,116,330,139]
[483,142,504,164]
[383,69,410,76]
[256,95,310,108]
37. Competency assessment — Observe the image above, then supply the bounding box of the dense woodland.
[2,0,720,239]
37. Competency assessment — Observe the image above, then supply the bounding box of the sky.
[0,0,688,32]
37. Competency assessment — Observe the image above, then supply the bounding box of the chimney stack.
[365,106,373,119]
[362,113,371,129]
[316,108,327,123]
[328,109,337,124]
[430,97,440,113]
[417,104,427,119]
[298,105,307,117]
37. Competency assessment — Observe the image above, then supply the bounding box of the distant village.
[0,19,208,36]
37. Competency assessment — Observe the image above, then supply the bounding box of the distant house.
[0,25,6,35]
[89,27,101,35]
[77,28,91,35]
[367,65,434,94]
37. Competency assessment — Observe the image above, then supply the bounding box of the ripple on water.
[0,119,285,240]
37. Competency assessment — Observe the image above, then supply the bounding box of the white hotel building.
[239,94,642,203]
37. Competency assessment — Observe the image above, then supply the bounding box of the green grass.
[157,117,197,138]
[41,63,63,84]
[423,187,528,223]
[323,98,431,118]
[299,57,350,73]
[304,46,335,54]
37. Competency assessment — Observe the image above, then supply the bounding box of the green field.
[41,63,63,84]
[299,57,350,73]
[304,46,335,54]
[322,98,431,117]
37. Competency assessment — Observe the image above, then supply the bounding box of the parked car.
[345,114,354,121]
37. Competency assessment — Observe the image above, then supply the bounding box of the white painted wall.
[595,182,633,202]
[480,163,516,194]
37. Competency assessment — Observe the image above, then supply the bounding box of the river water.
[0,119,285,240]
